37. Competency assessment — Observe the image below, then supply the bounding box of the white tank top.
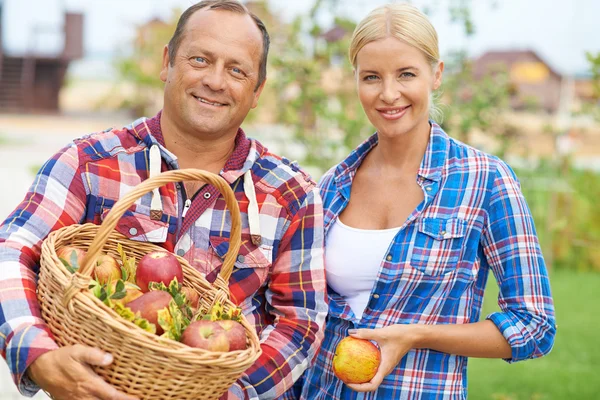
[326,218,400,320]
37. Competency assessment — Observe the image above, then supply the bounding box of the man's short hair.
[167,0,270,91]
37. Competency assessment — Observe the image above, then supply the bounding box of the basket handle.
[64,169,241,302]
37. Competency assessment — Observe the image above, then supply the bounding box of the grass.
[468,269,600,399]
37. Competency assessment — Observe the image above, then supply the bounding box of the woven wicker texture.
[38,169,262,399]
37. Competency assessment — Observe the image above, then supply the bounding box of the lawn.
[468,269,600,399]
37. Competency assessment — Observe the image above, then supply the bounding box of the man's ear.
[160,45,170,82]
[251,79,267,109]
[433,61,444,90]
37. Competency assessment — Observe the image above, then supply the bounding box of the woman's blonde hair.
[349,3,443,120]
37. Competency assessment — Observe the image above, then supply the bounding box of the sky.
[1,0,598,77]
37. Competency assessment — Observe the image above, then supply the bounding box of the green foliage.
[440,50,519,158]
[113,11,180,116]
[582,51,600,121]
[267,1,370,172]
[516,160,600,272]
[469,270,600,399]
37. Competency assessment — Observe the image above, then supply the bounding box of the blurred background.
[0,0,598,399]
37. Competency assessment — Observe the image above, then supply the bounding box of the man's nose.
[202,66,226,91]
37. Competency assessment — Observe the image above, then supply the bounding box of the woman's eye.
[364,75,378,81]
[400,72,416,78]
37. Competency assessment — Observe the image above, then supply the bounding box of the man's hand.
[28,344,138,400]
[345,325,419,393]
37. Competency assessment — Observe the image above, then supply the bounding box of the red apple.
[332,336,381,384]
[125,290,172,335]
[57,246,87,271]
[181,286,200,309]
[94,253,121,284]
[217,320,247,351]
[136,251,183,292]
[181,320,230,351]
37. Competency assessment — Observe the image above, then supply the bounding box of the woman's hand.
[345,324,421,393]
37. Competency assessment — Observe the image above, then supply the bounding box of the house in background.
[0,2,83,112]
[473,50,563,114]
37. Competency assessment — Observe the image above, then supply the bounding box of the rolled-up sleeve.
[482,160,556,362]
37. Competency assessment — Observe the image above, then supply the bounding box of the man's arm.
[227,186,328,399]
[0,143,86,394]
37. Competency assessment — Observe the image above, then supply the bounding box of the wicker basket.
[38,169,262,400]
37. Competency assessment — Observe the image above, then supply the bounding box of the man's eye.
[194,57,206,63]
[232,67,243,75]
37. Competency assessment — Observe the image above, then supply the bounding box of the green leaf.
[120,266,128,282]
[69,251,80,270]
[111,291,126,300]
[60,257,76,274]
[115,280,125,293]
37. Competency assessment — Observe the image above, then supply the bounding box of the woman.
[299,3,556,399]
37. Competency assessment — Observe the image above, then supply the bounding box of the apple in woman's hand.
[333,336,380,384]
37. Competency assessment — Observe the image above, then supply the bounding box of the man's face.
[160,9,265,140]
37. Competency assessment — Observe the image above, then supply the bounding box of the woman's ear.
[433,61,444,90]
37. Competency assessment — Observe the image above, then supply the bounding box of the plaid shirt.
[300,123,555,399]
[0,112,327,399]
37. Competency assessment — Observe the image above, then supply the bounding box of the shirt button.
[426,187,432,192]
[237,254,245,263]
[177,249,185,256]
[386,254,392,261]
[373,294,380,299]
[441,230,446,236]
[129,227,138,235]
[203,192,211,199]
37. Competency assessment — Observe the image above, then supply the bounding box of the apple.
[57,246,87,270]
[332,336,380,384]
[217,320,247,351]
[108,281,143,306]
[94,253,121,284]
[136,251,184,292]
[181,320,230,351]
[181,286,200,309]
[125,290,172,335]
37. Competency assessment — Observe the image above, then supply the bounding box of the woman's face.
[355,36,443,140]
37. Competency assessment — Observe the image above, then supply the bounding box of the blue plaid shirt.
[299,123,556,399]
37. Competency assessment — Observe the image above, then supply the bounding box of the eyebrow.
[359,66,419,74]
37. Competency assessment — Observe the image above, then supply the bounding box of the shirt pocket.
[409,217,467,276]
[209,234,272,291]
[100,202,170,243]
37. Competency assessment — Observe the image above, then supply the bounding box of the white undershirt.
[325,218,400,319]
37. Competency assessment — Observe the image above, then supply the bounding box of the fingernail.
[348,329,357,335]
[102,353,113,365]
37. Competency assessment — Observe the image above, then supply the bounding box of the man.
[0,1,327,399]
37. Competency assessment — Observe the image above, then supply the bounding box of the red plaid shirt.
[0,112,327,399]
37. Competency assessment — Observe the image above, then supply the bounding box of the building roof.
[473,49,562,79]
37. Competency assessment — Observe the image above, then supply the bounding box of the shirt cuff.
[487,311,534,363]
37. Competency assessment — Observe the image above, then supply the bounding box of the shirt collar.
[129,110,255,183]
[333,121,450,189]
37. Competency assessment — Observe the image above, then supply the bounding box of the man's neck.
[160,114,237,175]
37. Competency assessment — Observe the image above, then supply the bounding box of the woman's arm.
[346,320,511,392]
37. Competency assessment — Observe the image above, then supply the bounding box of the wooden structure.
[473,50,563,114]
[0,5,83,112]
